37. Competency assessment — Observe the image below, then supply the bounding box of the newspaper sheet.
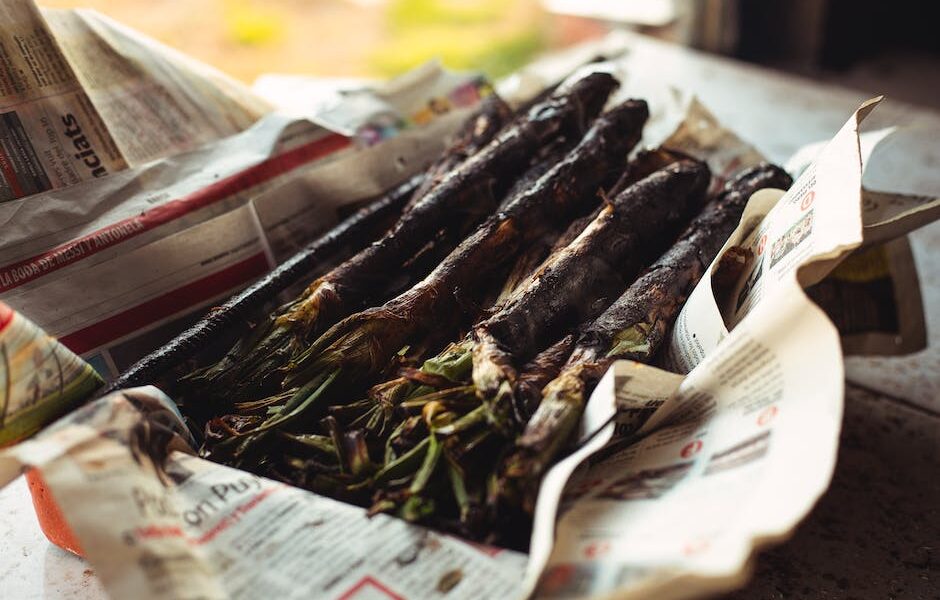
[42,8,271,165]
[1,0,273,203]
[783,126,939,356]
[0,386,529,599]
[0,0,125,201]
[786,127,940,249]
[0,62,487,381]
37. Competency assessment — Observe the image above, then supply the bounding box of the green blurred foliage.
[374,0,545,77]
[224,0,286,46]
[387,0,505,29]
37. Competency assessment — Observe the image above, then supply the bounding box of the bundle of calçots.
[177,71,793,548]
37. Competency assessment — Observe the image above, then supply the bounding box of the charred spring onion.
[283,98,648,398]
[172,70,797,549]
[187,73,618,406]
[359,159,713,536]
[472,159,712,430]
[497,162,793,514]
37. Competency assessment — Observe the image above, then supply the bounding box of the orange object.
[25,468,84,557]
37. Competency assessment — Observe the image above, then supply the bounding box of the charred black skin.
[381,159,714,541]
[498,141,571,211]
[482,159,712,360]
[405,94,513,212]
[511,54,613,116]
[283,72,621,339]
[572,162,793,375]
[605,147,698,199]
[493,151,695,417]
[472,159,713,419]
[287,98,649,387]
[534,148,690,258]
[494,163,792,519]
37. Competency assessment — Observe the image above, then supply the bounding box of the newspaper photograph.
[0,300,102,446]
[0,0,125,201]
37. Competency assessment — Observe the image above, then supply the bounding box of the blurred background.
[43,0,940,109]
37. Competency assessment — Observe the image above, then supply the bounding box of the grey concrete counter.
[727,385,940,599]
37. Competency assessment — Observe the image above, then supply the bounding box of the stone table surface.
[1,30,939,599]
[725,385,940,600]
